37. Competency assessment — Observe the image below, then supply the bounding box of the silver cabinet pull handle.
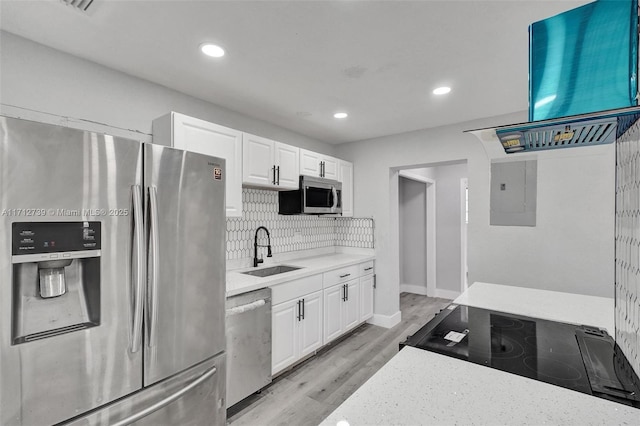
[276,166,280,185]
[339,273,351,278]
[130,185,145,353]
[111,366,217,426]
[364,267,373,271]
[147,185,160,348]
[301,298,305,320]
[272,165,277,185]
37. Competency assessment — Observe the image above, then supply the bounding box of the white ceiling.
[0,0,590,144]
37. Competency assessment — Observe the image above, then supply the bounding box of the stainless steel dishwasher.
[225,287,272,408]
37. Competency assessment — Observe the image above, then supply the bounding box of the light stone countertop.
[454,282,615,333]
[321,283,636,425]
[321,346,639,426]
[226,251,375,297]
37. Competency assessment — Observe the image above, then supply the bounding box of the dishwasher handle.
[226,299,267,316]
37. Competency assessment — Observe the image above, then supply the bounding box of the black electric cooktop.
[400,305,640,408]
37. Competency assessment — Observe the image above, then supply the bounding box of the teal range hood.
[469,0,640,155]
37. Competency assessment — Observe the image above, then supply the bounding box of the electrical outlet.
[293,230,302,243]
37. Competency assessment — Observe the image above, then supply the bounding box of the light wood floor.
[227,292,451,426]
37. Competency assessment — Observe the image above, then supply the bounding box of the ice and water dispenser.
[11,221,101,344]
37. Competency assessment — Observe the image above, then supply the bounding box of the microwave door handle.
[331,186,338,211]
[130,185,145,354]
[147,185,160,348]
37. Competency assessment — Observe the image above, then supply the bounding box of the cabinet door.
[338,160,353,217]
[359,274,374,322]
[343,280,360,332]
[275,142,300,189]
[323,285,344,344]
[243,133,276,187]
[299,291,323,358]
[322,156,339,180]
[272,299,299,375]
[172,114,243,217]
[300,149,322,177]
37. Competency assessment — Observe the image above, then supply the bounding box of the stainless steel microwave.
[278,175,342,215]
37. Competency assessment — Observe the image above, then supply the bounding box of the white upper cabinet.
[338,160,353,217]
[274,143,300,189]
[322,156,339,180]
[152,112,243,217]
[243,133,299,190]
[300,149,339,180]
[242,133,274,187]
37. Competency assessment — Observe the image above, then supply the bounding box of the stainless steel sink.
[240,265,301,278]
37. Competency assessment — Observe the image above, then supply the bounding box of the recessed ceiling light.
[334,112,348,119]
[200,43,225,58]
[433,86,451,95]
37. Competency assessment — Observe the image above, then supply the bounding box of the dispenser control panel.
[12,222,101,255]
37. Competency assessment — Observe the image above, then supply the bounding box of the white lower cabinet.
[323,279,360,344]
[323,284,343,343]
[298,291,323,358]
[271,290,323,375]
[271,260,375,375]
[271,299,299,374]
[359,274,374,322]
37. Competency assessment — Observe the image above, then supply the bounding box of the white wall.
[0,31,334,155]
[433,162,468,295]
[337,114,615,322]
[1,31,615,325]
[399,177,427,291]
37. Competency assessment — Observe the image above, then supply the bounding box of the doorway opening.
[399,170,436,296]
[393,160,468,300]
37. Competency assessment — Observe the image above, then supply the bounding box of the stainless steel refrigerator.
[0,116,226,425]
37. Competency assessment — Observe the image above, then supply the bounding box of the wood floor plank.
[227,293,451,425]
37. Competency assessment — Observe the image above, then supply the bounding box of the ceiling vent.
[60,0,95,13]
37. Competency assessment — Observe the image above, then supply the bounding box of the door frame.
[398,170,436,297]
[460,177,468,293]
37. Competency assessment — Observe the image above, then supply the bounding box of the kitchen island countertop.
[454,282,615,334]
[321,282,637,425]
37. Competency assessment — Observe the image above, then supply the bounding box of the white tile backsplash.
[615,118,640,379]
[226,188,374,261]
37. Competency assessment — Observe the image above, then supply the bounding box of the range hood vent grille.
[496,118,618,154]
[60,0,95,12]
[468,107,640,156]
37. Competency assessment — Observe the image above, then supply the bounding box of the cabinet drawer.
[323,264,359,288]
[360,261,374,276]
[271,274,323,305]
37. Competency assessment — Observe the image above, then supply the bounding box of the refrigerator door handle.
[147,185,160,348]
[110,366,218,426]
[131,185,145,353]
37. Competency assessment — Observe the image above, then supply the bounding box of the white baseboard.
[400,284,428,296]
[434,288,461,300]
[367,310,401,329]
